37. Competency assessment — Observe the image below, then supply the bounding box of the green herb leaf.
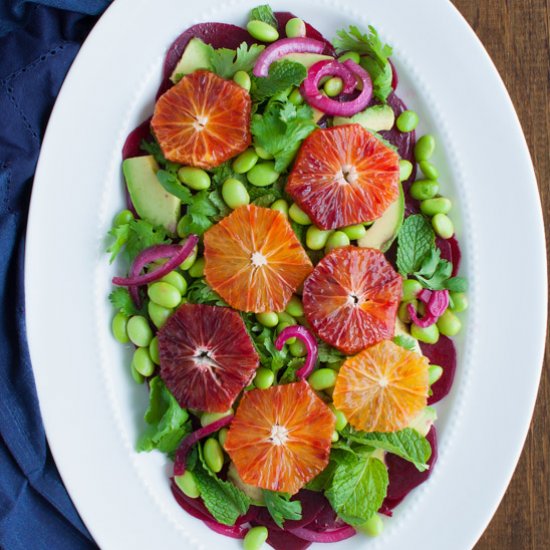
[107,223,130,263]
[178,190,219,236]
[278,357,306,384]
[333,25,392,64]
[317,342,345,365]
[392,334,417,352]
[186,279,227,306]
[249,4,278,28]
[251,60,308,103]
[444,276,468,293]
[141,139,180,173]
[262,490,302,528]
[108,287,142,317]
[210,42,265,79]
[360,54,393,103]
[396,214,435,275]
[156,170,193,203]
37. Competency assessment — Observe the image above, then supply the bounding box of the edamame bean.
[149,336,160,365]
[414,134,436,161]
[428,364,443,385]
[342,224,367,240]
[419,160,439,180]
[180,244,198,270]
[277,311,296,325]
[285,17,306,37]
[402,279,422,302]
[203,438,224,473]
[432,213,454,239]
[188,257,205,278]
[113,209,134,227]
[130,362,145,384]
[256,311,279,328]
[276,322,296,344]
[325,231,350,252]
[330,405,348,431]
[160,271,188,295]
[218,427,228,447]
[148,281,181,309]
[324,77,344,97]
[133,347,155,377]
[247,162,279,187]
[271,199,289,217]
[201,409,233,427]
[331,430,339,442]
[449,291,468,312]
[410,322,440,344]
[148,301,173,329]
[254,367,275,389]
[254,145,274,159]
[285,296,304,318]
[174,471,201,499]
[233,70,251,91]
[397,301,414,324]
[399,159,413,182]
[127,315,153,347]
[360,514,384,537]
[306,225,332,250]
[232,149,259,174]
[396,110,419,133]
[289,203,312,225]
[178,167,211,190]
[112,312,129,343]
[289,340,307,357]
[410,179,439,200]
[243,526,268,550]
[247,20,279,43]
[308,368,338,390]
[222,178,250,209]
[289,88,304,105]
[420,197,452,217]
[437,309,462,336]
[338,51,361,64]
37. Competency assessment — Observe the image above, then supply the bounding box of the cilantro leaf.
[186,279,227,306]
[392,334,417,352]
[210,42,265,79]
[156,169,193,203]
[137,377,191,454]
[251,60,307,102]
[109,287,142,317]
[333,25,392,65]
[396,214,435,275]
[360,51,393,102]
[444,276,468,292]
[107,223,129,263]
[262,490,302,528]
[141,139,179,173]
[178,191,219,236]
[279,357,306,384]
[317,342,345,365]
[249,4,278,28]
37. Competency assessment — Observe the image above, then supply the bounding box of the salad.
[107,5,467,549]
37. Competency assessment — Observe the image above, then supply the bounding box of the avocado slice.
[169,37,212,83]
[357,182,404,251]
[408,406,437,437]
[333,104,395,132]
[122,156,180,234]
[280,52,333,69]
[394,317,422,355]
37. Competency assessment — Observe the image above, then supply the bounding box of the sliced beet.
[436,235,462,277]
[258,526,312,550]
[171,479,213,522]
[420,335,457,404]
[382,425,438,509]
[122,117,152,160]
[274,12,336,56]
[305,500,346,531]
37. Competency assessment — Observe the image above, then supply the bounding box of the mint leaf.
[249,4,278,28]
[210,42,265,79]
[186,279,227,306]
[444,276,468,292]
[251,60,308,102]
[137,377,191,454]
[109,287,142,317]
[325,454,388,526]
[156,170,193,203]
[396,215,435,275]
[262,490,302,528]
[392,334,417,352]
[342,427,432,472]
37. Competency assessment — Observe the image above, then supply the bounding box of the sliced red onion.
[301,59,372,117]
[204,521,247,539]
[408,288,450,328]
[407,303,437,328]
[253,37,326,77]
[173,414,234,476]
[426,290,449,317]
[275,326,318,379]
[288,525,356,543]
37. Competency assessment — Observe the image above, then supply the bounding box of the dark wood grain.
[450,1,550,548]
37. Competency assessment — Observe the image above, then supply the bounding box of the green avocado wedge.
[169,37,212,83]
[333,104,395,132]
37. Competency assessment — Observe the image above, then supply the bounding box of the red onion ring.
[275,325,318,379]
[408,288,450,328]
[288,525,356,542]
[204,521,247,539]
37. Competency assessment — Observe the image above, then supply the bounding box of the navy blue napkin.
[0,3,110,549]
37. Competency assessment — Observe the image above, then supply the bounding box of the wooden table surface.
[449,1,550,548]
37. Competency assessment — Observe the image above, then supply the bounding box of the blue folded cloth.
[0,2,110,549]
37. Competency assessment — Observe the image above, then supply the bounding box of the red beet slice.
[274,12,336,56]
[382,426,438,509]
[256,525,312,550]
[158,304,259,412]
[122,117,152,160]
[305,500,346,531]
[171,479,213,522]
[420,335,457,404]
[436,235,462,277]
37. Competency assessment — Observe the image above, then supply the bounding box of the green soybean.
[232,149,259,174]
[360,514,384,537]
[180,244,198,270]
[243,526,268,550]
[256,311,279,328]
[201,409,233,428]
[450,291,468,313]
[178,166,211,190]
[222,178,250,209]
[306,225,332,250]
[148,301,173,329]
[411,322,440,344]
[323,77,344,97]
[254,367,275,389]
[410,179,439,200]
[402,279,422,302]
[247,20,279,42]
[112,312,129,343]
[233,70,251,91]
[428,364,444,385]
[331,430,339,442]
[277,311,296,325]
[160,271,188,295]
[203,438,224,473]
[396,110,419,132]
[271,199,289,218]
[174,471,200,499]
[398,301,415,324]
[133,347,155,377]
[342,224,367,240]
[285,296,304,318]
[254,145,274,160]
[437,310,462,336]
[289,88,304,105]
[338,51,360,64]
[330,406,348,431]
[289,340,307,357]
[149,336,160,365]
[420,197,452,217]
[432,213,454,239]
[188,257,205,278]
[414,134,436,161]
[399,159,413,182]
[130,362,145,384]
[148,282,181,309]
[218,428,228,447]
[309,368,338,390]
[325,231,350,252]
[285,17,306,38]
[289,203,312,225]
[127,315,153,347]
[113,209,134,227]
[247,162,279,187]
[419,160,439,180]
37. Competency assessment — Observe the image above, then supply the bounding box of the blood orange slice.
[333,339,429,432]
[157,303,259,412]
[204,205,313,313]
[302,246,402,355]
[151,70,251,169]
[224,381,335,494]
[286,124,400,229]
